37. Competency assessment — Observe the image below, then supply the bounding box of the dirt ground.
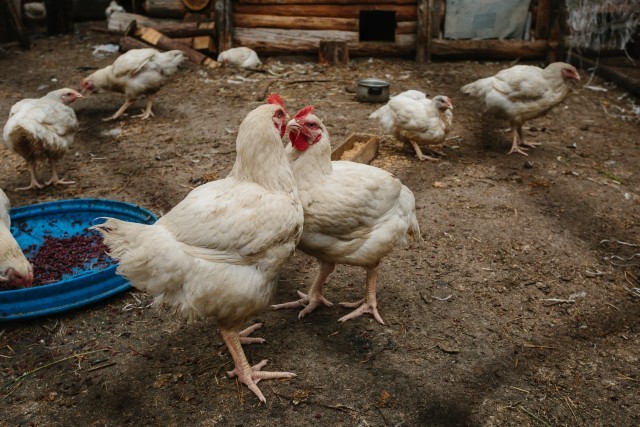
[1,25,640,426]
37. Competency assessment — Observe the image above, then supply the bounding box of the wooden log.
[120,35,156,52]
[425,0,432,61]
[318,41,349,65]
[144,0,187,17]
[174,36,194,46]
[415,0,427,63]
[430,39,547,59]
[182,0,210,11]
[397,21,416,34]
[109,12,215,37]
[233,4,417,21]
[237,0,415,4]
[234,27,414,56]
[234,14,357,31]
[134,25,219,67]
[570,53,640,97]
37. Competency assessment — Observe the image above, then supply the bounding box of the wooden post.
[214,0,231,52]
[44,0,74,36]
[3,0,30,48]
[426,0,432,62]
[416,0,426,63]
[318,41,349,65]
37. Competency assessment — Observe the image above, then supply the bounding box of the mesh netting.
[566,0,639,50]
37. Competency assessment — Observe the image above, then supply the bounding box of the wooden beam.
[535,0,550,39]
[234,14,358,31]
[416,0,426,63]
[109,13,215,37]
[119,35,156,52]
[134,25,218,66]
[234,27,414,55]
[143,0,187,17]
[570,53,640,97]
[233,4,417,21]
[430,39,547,59]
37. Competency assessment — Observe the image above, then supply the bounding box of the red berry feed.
[14,230,115,289]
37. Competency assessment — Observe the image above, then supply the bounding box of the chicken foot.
[406,139,440,162]
[338,263,385,324]
[132,96,155,120]
[46,160,75,186]
[508,124,540,156]
[220,327,296,404]
[16,162,44,191]
[271,260,335,319]
[103,99,134,121]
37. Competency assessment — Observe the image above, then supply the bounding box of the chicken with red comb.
[272,105,421,324]
[94,96,303,403]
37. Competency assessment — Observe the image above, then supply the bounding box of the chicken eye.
[276,110,284,118]
[307,123,317,128]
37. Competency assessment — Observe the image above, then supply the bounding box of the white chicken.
[81,48,186,120]
[3,88,82,191]
[0,189,33,288]
[272,106,421,324]
[369,90,453,161]
[105,0,124,19]
[461,62,581,156]
[217,47,262,68]
[94,95,303,403]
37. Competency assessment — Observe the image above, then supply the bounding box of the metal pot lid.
[357,78,390,88]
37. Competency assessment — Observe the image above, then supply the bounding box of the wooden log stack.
[108,9,219,68]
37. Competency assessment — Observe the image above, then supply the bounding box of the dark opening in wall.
[359,10,396,42]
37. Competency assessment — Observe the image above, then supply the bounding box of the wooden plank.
[233,4,417,21]
[430,39,547,59]
[534,0,550,39]
[235,14,358,31]
[109,13,214,37]
[415,0,426,63]
[134,25,219,66]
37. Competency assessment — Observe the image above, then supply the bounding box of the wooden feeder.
[331,133,379,164]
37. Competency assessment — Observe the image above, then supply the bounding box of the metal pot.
[356,78,390,103]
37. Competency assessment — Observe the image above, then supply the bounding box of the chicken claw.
[338,298,385,324]
[238,322,266,345]
[220,328,295,404]
[271,261,335,318]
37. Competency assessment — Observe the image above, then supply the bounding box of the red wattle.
[290,131,309,151]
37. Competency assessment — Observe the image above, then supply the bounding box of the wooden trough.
[331,133,379,164]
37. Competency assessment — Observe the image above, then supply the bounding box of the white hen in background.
[217,47,262,68]
[0,189,33,289]
[461,62,580,155]
[104,0,124,19]
[3,88,81,191]
[370,90,453,161]
[81,48,186,120]
[272,106,421,324]
[95,95,303,403]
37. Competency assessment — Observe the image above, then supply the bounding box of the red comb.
[267,93,285,109]
[294,105,314,120]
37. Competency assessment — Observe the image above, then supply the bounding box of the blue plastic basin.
[0,198,157,321]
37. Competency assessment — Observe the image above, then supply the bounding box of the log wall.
[232,1,418,56]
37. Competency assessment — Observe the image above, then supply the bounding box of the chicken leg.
[338,262,385,324]
[16,162,44,191]
[407,139,439,162]
[507,124,529,156]
[133,96,155,120]
[220,327,296,403]
[46,160,75,186]
[271,260,335,318]
[238,322,266,345]
[103,99,134,121]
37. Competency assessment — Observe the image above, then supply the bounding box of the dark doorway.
[359,10,396,42]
